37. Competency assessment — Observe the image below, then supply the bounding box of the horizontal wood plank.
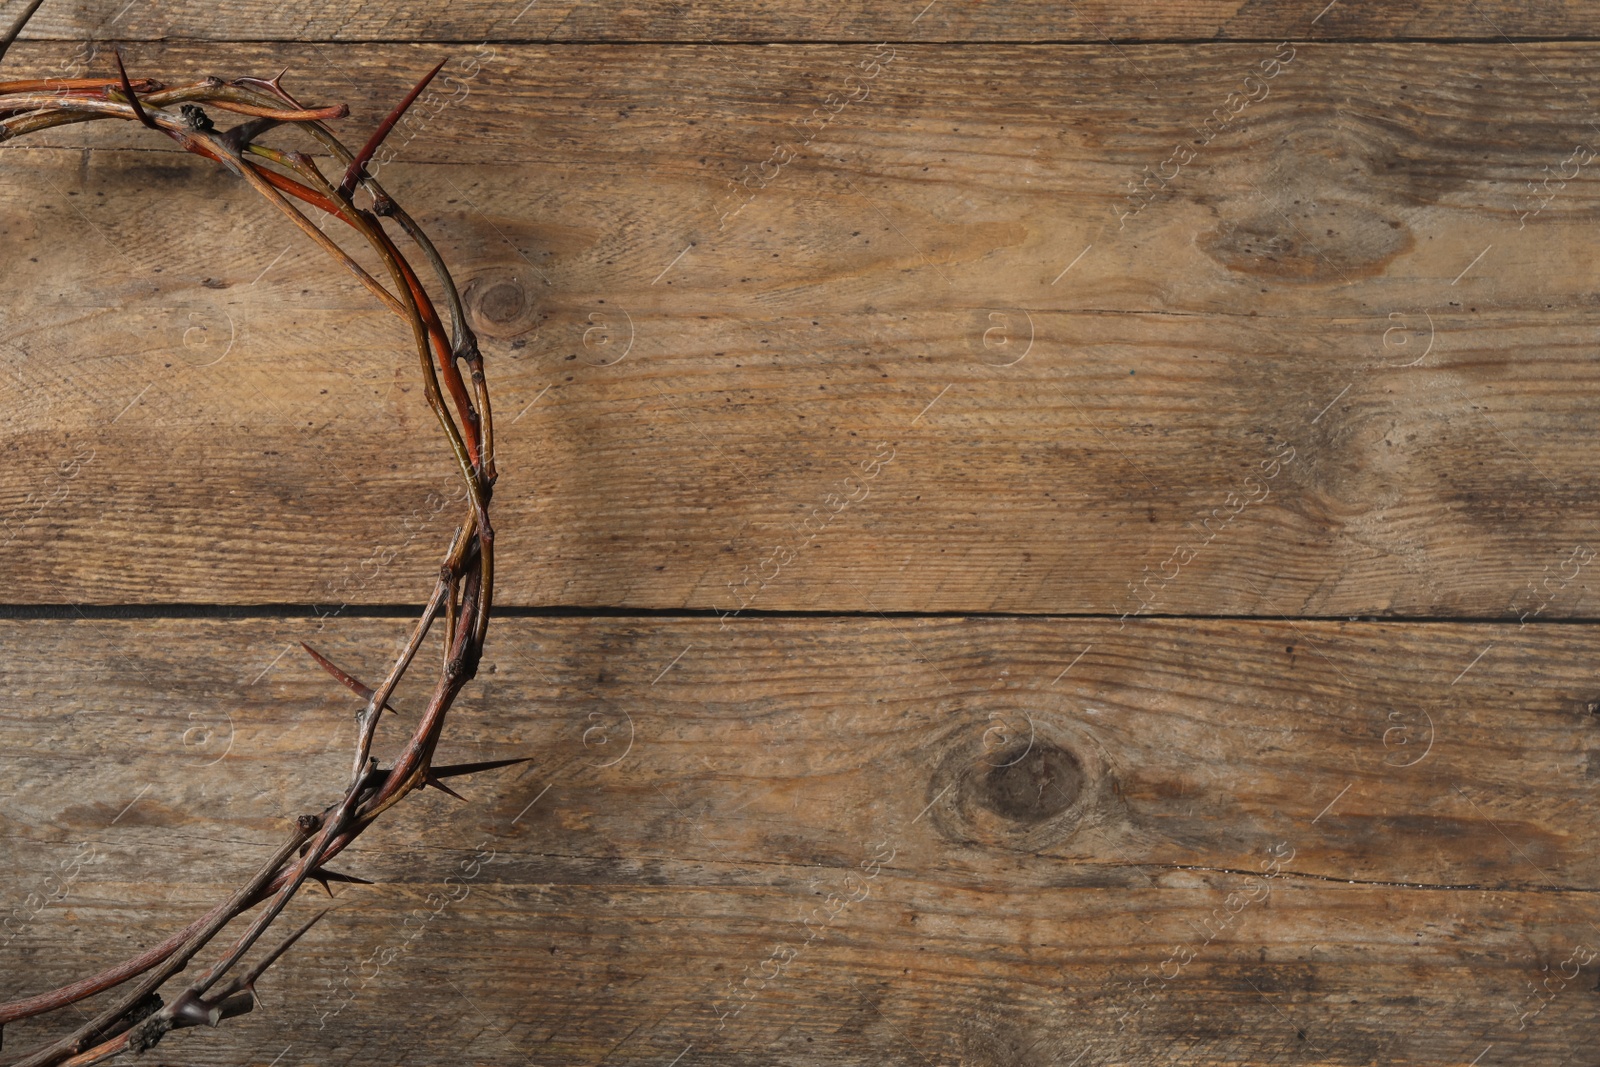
[8,0,1600,42]
[6,44,1600,615]
[3,616,1598,1063]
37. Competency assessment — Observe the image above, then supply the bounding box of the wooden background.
[2,2,1598,1064]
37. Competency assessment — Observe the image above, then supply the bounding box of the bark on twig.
[0,7,506,1062]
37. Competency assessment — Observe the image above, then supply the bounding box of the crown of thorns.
[0,4,511,1063]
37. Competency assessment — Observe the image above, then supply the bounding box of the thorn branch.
[0,37,500,1067]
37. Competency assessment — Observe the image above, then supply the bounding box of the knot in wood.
[924,709,1112,854]
[976,742,1084,825]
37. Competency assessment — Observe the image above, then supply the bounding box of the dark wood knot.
[976,742,1084,825]
[925,709,1107,853]
[463,267,539,338]
[1197,197,1410,284]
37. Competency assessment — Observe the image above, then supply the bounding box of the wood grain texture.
[7,0,1599,43]
[3,617,1598,1065]
[5,42,1600,614]
[3,21,1597,1067]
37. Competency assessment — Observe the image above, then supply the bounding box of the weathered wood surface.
[2,617,1598,1065]
[5,42,1600,614]
[9,0,1600,42]
[4,13,1598,1067]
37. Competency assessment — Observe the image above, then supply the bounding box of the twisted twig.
[0,12,507,1064]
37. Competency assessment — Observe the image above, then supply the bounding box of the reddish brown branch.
[338,58,446,199]
[0,16,504,1067]
[0,76,160,93]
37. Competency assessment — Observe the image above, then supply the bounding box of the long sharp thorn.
[429,755,534,781]
[234,908,332,1003]
[300,641,374,699]
[337,57,447,199]
[300,641,408,719]
[0,0,46,68]
[423,773,466,801]
[310,868,373,895]
[423,755,536,799]
[202,908,334,1016]
[113,48,157,130]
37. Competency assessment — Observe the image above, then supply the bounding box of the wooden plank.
[5,42,1600,615]
[2,616,1598,1064]
[8,0,1600,43]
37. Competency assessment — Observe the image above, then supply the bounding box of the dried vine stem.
[0,11,508,1065]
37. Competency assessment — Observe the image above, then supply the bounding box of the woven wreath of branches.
[0,5,510,1063]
